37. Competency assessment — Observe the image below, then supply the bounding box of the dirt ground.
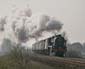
[30,61,56,69]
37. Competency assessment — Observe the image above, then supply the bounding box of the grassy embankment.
[0,46,56,69]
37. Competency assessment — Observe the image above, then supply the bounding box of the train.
[32,34,67,57]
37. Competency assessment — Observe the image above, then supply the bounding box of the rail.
[30,53,85,69]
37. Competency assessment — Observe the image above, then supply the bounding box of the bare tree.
[0,16,7,31]
[66,42,82,58]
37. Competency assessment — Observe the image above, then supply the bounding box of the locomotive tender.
[32,34,67,57]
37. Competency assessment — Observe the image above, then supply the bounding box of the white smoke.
[26,13,50,37]
[25,13,63,38]
[0,5,63,53]
[3,5,32,43]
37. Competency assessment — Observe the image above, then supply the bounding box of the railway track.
[30,53,85,69]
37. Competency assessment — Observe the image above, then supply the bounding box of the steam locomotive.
[32,34,67,57]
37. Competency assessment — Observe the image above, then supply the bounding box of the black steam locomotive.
[32,34,67,57]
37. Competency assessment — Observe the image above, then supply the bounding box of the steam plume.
[0,5,63,51]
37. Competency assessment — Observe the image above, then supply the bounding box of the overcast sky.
[0,0,85,43]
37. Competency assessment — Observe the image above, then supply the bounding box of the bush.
[65,50,82,58]
[0,45,31,69]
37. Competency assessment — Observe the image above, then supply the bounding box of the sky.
[0,0,85,43]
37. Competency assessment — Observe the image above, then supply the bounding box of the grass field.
[0,55,56,69]
[0,46,56,69]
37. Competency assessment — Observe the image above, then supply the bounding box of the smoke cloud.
[26,13,63,38]
[0,5,63,52]
[46,19,63,31]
